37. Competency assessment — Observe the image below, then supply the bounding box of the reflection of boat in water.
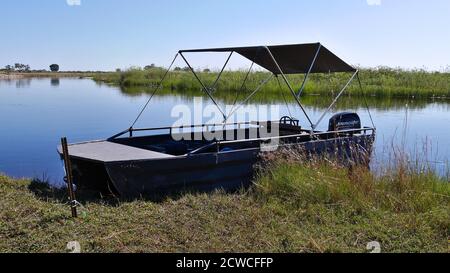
[58,43,376,197]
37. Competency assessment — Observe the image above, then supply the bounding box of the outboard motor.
[328,112,361,134]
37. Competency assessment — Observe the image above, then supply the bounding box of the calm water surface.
[0,78,448,185]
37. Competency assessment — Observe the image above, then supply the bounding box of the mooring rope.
[130,53,179,128]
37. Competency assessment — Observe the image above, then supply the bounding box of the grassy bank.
[1,157,448,253]
[93,67,450,99]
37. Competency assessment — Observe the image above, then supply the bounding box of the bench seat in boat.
[58,141,174,163]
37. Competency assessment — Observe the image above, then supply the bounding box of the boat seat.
[279,123,302,133]
[59,141,175,163]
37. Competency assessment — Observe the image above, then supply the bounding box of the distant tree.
[173,67,182,71]
[203,68,211,73]
[12,63,30,72]
[128,66,141,71]
[116,68,121,73]
[182,66,191,72]
[50,64,60,72]
[4,65,13,72]
[144,64,156,70]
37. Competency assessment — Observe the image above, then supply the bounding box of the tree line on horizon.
[1,63,60,73]
[2,62,449,74]
[115,64,211,73]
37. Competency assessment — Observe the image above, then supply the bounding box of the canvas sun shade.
[179,43,356,75]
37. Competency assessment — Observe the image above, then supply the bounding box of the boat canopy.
[127,42,374,132]
[179,43,356,75]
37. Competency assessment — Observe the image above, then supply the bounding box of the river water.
[0,77,448,184]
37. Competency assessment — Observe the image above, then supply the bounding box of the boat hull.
[67,134,375,198]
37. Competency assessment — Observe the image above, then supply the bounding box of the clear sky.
[1,0,449,71]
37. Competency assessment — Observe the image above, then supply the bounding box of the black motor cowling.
[328,112,361,132]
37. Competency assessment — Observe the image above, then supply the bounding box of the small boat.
[58,43,376,197]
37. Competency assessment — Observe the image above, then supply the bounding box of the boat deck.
[59,141,175,163]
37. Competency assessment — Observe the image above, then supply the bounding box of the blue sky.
[1,0,449,71]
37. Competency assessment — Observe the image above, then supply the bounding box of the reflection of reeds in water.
[15,78,32,88]
[116,85,450,111]
[95,68,450,111]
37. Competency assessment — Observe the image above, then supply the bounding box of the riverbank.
[92,67,450,99]
[0,73,24,80]
[0,71,104,79]
[3,68,449,99]
[1,158,448,253]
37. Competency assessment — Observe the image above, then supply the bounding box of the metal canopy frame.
[126,44,372,135]
[297,43,321,98]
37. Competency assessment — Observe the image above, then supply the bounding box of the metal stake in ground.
[61,137,78,218]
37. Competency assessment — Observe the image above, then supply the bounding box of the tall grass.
[253,150,449,252]
[93,66,450,99]
[1,146,448,252]
[255,150,449,213]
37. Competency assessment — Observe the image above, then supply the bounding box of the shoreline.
[0,71,103,79]
[0,73,26,80]
[1,157,448,253]
[91,68,450,99]
[2,69,450,99]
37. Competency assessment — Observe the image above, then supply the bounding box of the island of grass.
[92,67,450,99]
[3,67,449,99]
[1,157,448,253]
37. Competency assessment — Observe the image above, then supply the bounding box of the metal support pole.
[223,73,274,123]
[131,53,179,128]
[313,70,359,130]
[61,137,77,218]
[228,61,255,116]
[356,72,376,129]
[179,51,227,120]
[297,43,322,98]
[210,51,233,93]
[264,46,314,128]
